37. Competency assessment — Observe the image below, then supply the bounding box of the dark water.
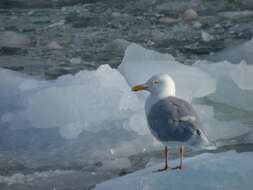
[1,0,253,78]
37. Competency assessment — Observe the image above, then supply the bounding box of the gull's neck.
[145,87,176,114]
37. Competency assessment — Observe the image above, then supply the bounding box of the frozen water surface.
[95,151,253,190]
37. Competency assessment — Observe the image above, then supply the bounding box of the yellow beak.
[131,84,147,91]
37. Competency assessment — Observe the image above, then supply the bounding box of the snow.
[95,151,253,190]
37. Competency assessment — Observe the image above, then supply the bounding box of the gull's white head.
[132,74,176,97]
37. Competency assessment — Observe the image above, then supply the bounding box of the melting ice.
[95,151,253,190]
[1,42,253,164]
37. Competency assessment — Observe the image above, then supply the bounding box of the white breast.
[145,95,160,115]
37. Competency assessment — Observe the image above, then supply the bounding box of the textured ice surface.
[95,151,253,190]
[119,44,216,101]
[196,60,253,112]
[1,43,253,163]
[208,39,253,64]
[0,64,158,163]
[1,65,141,139]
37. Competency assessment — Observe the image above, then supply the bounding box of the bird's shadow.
[153,166,184,173]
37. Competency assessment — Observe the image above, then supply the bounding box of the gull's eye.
[153,80,161,84]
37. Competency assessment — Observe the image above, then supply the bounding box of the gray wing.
[147,96,202,142]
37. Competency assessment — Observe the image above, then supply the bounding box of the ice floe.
[95,151,253,190]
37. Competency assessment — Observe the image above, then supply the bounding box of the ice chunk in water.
[0,63,159,161]
[95,151,253,190]
[0,69,27,115]
[207,38,253,64]
[230,61,253,90]
[196,61,253,112]
[194,104,250,143]
[0,65,141,139]
[119,43,216,101]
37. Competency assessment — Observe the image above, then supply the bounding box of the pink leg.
[172,145,184,170]
[179,145,184,169]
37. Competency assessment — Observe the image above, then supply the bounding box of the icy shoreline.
[95,151,253,190]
